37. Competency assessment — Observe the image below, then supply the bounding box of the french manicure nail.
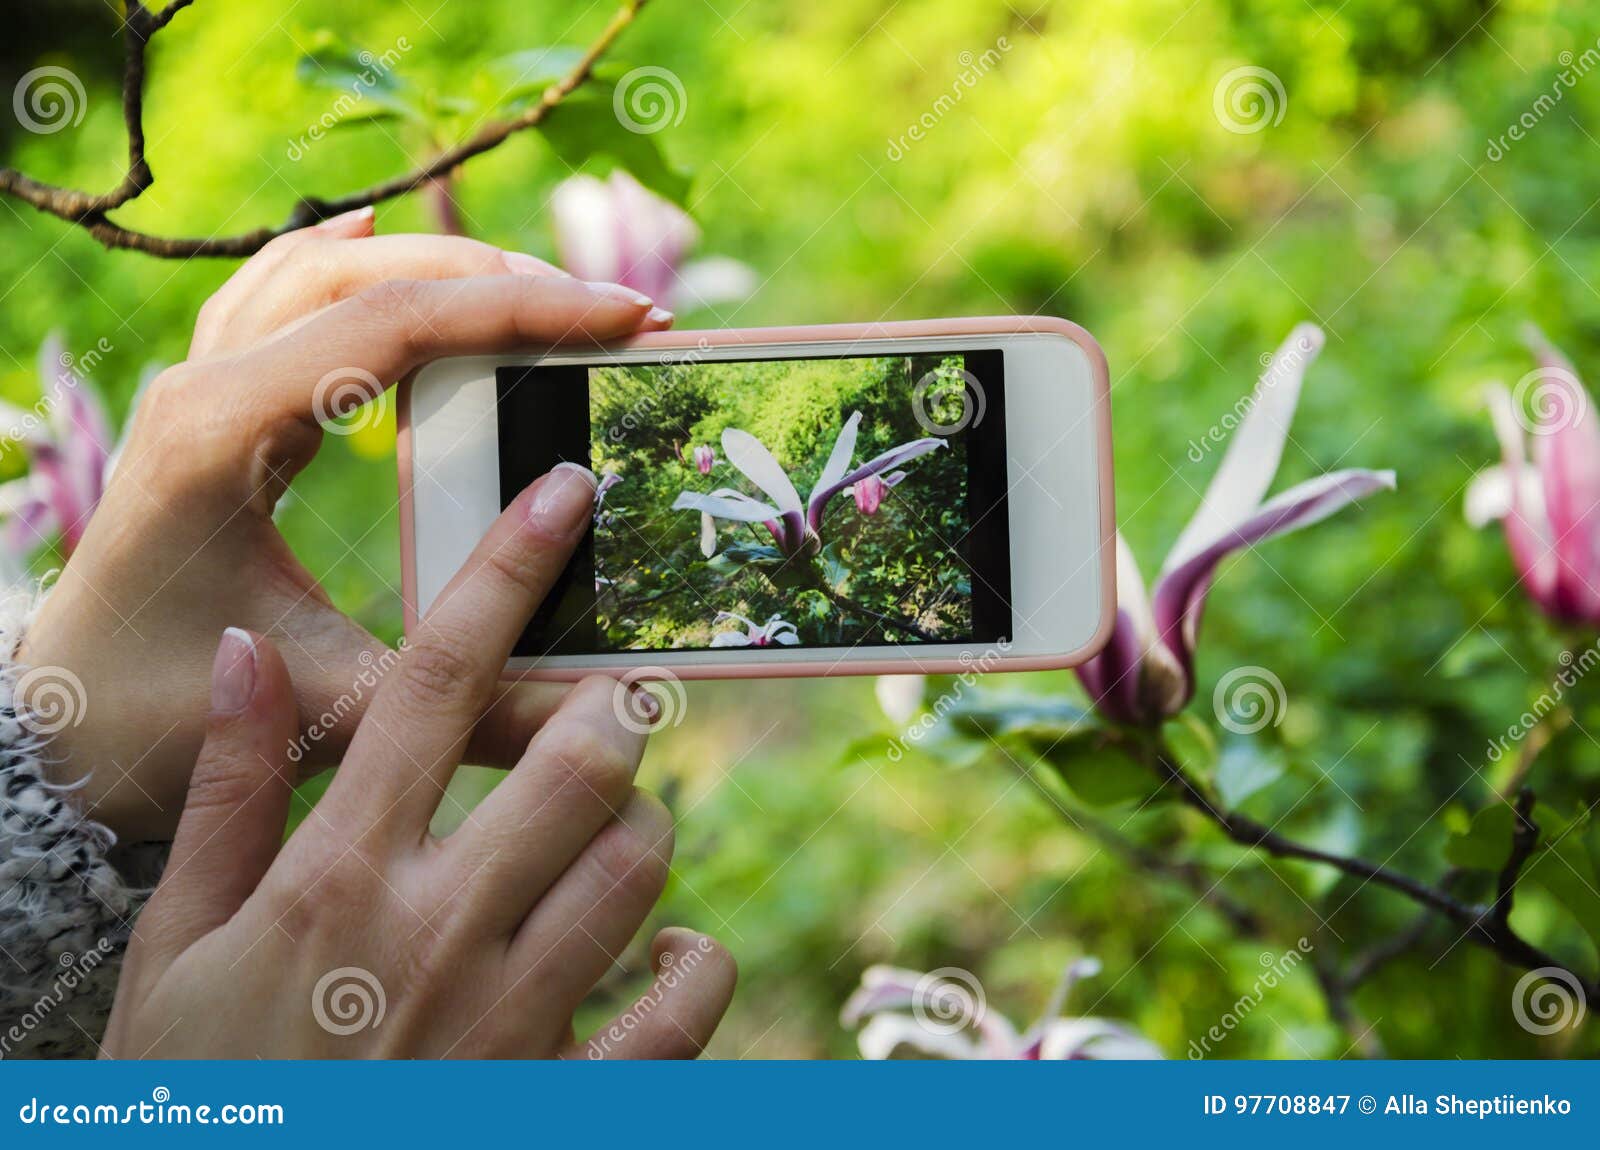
[503,251,568,276]
[315,205,374,231]
[645,307,675,325]
[212,628,257,714]
[527,463,598,536]
[583,280,654,309]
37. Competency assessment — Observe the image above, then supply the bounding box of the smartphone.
[398,317,1114,681]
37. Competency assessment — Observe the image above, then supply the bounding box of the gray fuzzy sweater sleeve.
[0,587,167,1059]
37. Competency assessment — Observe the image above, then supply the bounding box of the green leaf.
[946,694,1095,740]
[1523,804,1600,955]
[1444,804,1515,871]
[475,46,590,108]
[536,92,693,206]
[1214,741,1286,807]
[1030,735,1161,808]
[295,35,426,123]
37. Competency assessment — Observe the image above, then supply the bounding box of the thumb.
[136,629,297,965]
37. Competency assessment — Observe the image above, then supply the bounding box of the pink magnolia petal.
[1485,384,1560,611]
[1165,324,1325,574]
[609,171,697,302]
[1034,1018,1163,1060]
[838,965,928,1026]
[808,437,946,531]
[1075,539,1189,724]
[549,175,624,283]
[1522,327,1600,620]
[1152,469,1396,688]
[671,255,758,311]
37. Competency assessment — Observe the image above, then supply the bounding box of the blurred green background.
[5,0,1600,1058]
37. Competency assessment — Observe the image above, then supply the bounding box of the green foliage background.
[5,0,1600,1058]
[591,354,971,650]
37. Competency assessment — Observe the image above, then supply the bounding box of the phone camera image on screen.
[496,350,1012,657]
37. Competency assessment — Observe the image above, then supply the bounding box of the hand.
[20,208,673,841]
[103,463,736,1058]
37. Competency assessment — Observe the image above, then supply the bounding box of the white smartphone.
[399,316,1115,681]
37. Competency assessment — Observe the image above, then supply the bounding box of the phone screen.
[496,350,1012,657]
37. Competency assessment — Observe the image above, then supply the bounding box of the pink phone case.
[397,316,1117,681]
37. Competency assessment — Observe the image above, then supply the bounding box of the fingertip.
[315,204,376,236]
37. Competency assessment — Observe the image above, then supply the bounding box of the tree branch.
[0,0,651,258]
[1149,744,1593,1002]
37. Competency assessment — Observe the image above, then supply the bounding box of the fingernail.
[316,205,374,231]
[583,280,654,309]
[527,463,598,536]
[503,251,568,276]
[212,628,257,714]
[631,684,662,724]
[645,306,675,325]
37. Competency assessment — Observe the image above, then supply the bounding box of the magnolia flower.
[691,444,716,475]
[1075,324,1395,726]
[0,334,122,559]
[847,470,906,516]
[1465,327,1600,627]
[875,674,925,725]
[841,958,1162,1061]
[708,611,799,647]
[550,171,757,311]
[673,412,945,560]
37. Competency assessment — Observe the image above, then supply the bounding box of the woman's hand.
[104,463,735,1058]
[20,208,672,841]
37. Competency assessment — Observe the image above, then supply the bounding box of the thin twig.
[0,0,651,257]
[1492,787,1540,929]
[1148,744,1593,1001]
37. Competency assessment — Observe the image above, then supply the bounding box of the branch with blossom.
[0,0,655,257]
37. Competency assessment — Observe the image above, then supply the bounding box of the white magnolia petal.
[708,631,751,647]
[722,427,803,514]
[856,1015,980,1061]
[549,175,623,283]
[671,256,759,310]
[810,411,863,506]
[875,674,925,725]
[699,512,718,558]
[1165,323,1325,574]
[672,491,781,523]
[1036,1018,1163,1060]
